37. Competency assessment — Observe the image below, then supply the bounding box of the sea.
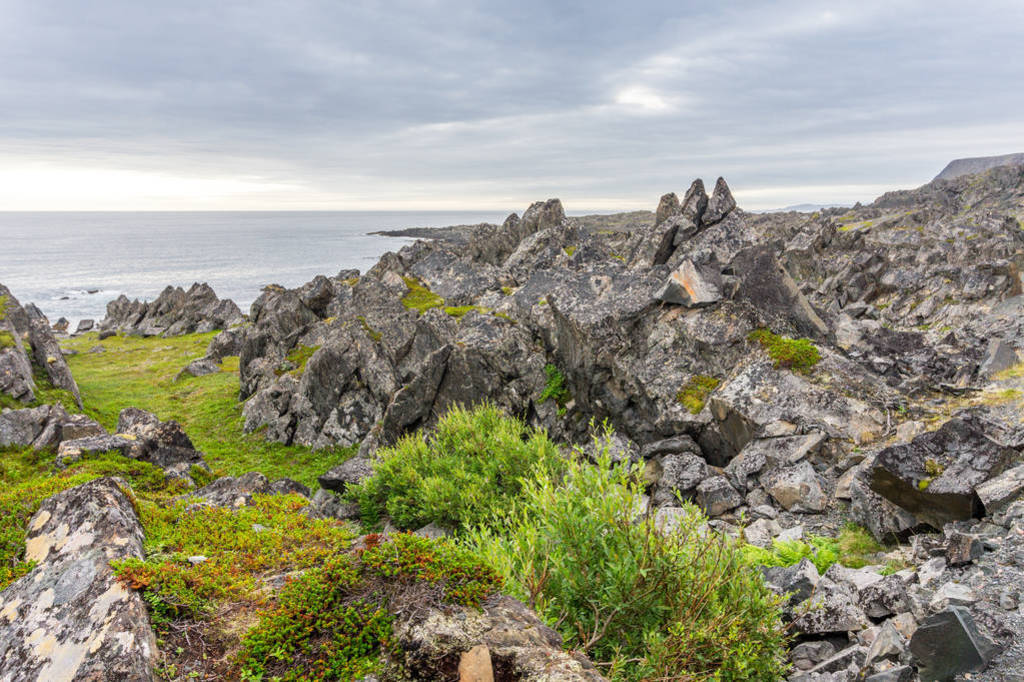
[0,211,515,327]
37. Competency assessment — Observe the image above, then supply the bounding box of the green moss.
[279,344,319,376]
[0,330,16,350]
[918,478,932,491]
[676,375,720,414]
[501,286,514,296]
[924,458,945,478]
[748,329,821,373]
[563,246,576,257]
[401,276,444,314]
[0,295,8,321]
[61,332,355,489]
[357,316,383,342]
[444,305,487,319]
[343,276,359,286]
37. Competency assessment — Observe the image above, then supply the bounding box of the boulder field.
[2,161,1024,680]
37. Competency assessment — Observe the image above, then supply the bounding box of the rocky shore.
[2,160,1024,680]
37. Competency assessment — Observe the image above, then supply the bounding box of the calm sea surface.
[0,211,513,326]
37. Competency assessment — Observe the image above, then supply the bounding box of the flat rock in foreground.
[0,477,156,681]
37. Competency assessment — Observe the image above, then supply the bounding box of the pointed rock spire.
[702,177,736,226]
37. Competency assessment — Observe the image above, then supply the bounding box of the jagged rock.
[0,404,104,450]
[702,177,736,226]
[796,645,866,676]
[74,318,95,334]
[114,407,208,481]
[694,475,742,517]
[729,244,829,339]
[849,473,920,541]
[654,192,680,226]
[391,594,604,681]
[928,581,978,611]
[790,640,836,671]
[52,316,69,333]
[724,433,825,492]
[101,282,243,337]
[857,575,909,619]
[762,460,828,512]
[978,337,1018,377]
[944,530,982,566]
[191,472,273,507]
[0,478,156,680]
[909,606,998,681]
[651,452,707,506]
[178,357,220,378]
[791,577,868,635]
[655,256,723,307]
[23,303,83,408]
[204,328,242,362]
[267,478,311,497]
[863,666,914,682]
[863,619,909,668]
[56,433,137,464]
[639,435,700,459]
[868,413,1017,529]
[976,463,1024,514]
[761,558,819,609]
[304,488,361,520]
[318,457,374,493]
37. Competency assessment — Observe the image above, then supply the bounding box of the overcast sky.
[1,1,1023,211]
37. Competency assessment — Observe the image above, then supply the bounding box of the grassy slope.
[62,331,355,489]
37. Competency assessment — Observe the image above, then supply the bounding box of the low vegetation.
[676,374,721,414]
[348,404,565,532]
[748,328,821,372]
[468,436,789,681]
[538,362,571,413]
[400,276,444,314]
[741,523,883,573]
[275,343,319,376]
[62,332,355,489]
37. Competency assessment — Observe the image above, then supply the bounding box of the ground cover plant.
[747,328,821,372]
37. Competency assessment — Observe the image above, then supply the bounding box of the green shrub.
[741,536,839,575]
[676,375,720,414]
[538,363,570,412]
[748,329,821,372]
[467,438,788,681]
[401,276,444,314]
[347,404,566,532]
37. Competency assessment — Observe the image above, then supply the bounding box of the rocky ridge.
[100,282,243,338]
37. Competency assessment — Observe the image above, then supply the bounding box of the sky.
[1,0,1023,212]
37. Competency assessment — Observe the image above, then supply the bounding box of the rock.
[702,177,736,227]
[191,472,272,508]
[392,594,604,681]
[23,302,84,409]
[909,606,998,681]
[729,244,829,339]
[267,478,311,497]
[52,316,69,333]
[694,475,742,517]
[976,464,1024,514]
[863,619,908,668]
[944,530,983,566]
[761,558,819,608]
[858,575,909,619]
[458,644,494,682]
[305,488,361,520]
[849,474,919,542]
[928,581,978,611]
[791,577,868,635]
[414,522,452,539]
[655,256,724,307]
[1,404,105,451]
[743,518,780,548]
[101,282,243,337]
[762,460,828,512]
[0,478,156,680]
[204,328,243,362]
[916,557,947,590]
[654,192,680,226]
[651,452,707,506]
[790,640,836,670]
[179,357,221,379]
[868,413,1017,529]
[74,318,95,334]
[108,407,208,482]
[318,457,374,493]
[797,644,866,676]
[978,337,1019,377]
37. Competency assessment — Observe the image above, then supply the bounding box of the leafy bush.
[467,439,788,681]
[401,276,444,314]
[538,363,570,412]
[748,329,821,372]
[347,404,566,532]
[676,374,721,414]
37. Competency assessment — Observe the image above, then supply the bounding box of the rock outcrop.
[0,284,83,408]
[100,282,243,337]
[0,477,157,680]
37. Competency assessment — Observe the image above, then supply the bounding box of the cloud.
[0,0,1022,210]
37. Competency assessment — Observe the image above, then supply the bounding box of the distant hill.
[934,153,1024,181]
[760,203,848,214]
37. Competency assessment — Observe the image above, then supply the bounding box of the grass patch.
[0,330,15,349]
[837,523,883,568]
[401,276,444,314]
[62,332,355,489]
[676,375,720,414]
[348,404,565,533]
[0,294,8,321]
[444,305,487,319]
[748,329,821,373]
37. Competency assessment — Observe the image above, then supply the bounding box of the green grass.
[0,294,8,321]
[748,329,821,373]
[400,276,444,314]
[676,375,720,414]
[836,523,883,568]
[62,332,355,489]
[0,330,15,349]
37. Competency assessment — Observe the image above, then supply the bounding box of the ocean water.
[0,211,512,326]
